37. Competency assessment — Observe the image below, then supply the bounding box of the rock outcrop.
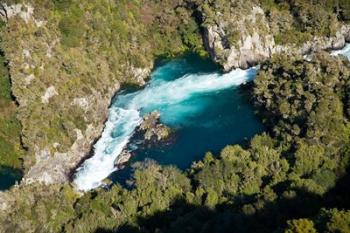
[114,150,132,168]
[113,111,172,169]
[197,3,350,71]
[1,0,350,187]
[202,6,275,70]
[1,2,153,185]
[138,111,171,142]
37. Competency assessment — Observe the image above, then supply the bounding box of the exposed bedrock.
[200,5,350,71]
[2,1,350,187]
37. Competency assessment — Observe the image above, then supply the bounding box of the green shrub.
[58,4,85,48]
[0,53,11,101]
[53,0,73,11]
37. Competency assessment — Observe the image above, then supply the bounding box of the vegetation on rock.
[0,23,23,169]
[0,1,350,233]
[1,52,350,233]
[0,0,206,181]
[139,111,171,142]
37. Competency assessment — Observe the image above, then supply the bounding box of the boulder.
[139,111,171,142]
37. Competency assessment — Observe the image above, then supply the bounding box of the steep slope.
[0,1,350,232]
[192,0,350,70]
[0,0,349,195]
[1,52,350,233]
[0,0,204,184]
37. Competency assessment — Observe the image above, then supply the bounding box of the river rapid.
[74,45,350,192]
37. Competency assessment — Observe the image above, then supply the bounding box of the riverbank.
[73,54,262,191]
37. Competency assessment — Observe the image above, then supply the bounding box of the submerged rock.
[114,111,172,168]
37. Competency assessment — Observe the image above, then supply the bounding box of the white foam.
[73,66,257,191]
[331,43,350,59]
[124,68,257,109]
[73,108,142,190]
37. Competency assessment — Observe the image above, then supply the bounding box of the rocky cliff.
[194,0,350,71]
[0,0,201,185]
[0,0,350,187]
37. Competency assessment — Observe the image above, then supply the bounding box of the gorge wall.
[194,0,350,71]
[0,0,349,186]
[0,0,202,185]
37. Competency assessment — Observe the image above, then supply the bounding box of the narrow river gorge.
[73,54,263,191]
[2,47,350,192]
[73,46,350,192]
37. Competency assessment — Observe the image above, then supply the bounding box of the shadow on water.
[0,166,22,190]
[95,165,350,233]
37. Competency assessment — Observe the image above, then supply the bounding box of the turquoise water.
[0,46,348,191]
[111,84,263,185]
[74,54,263,191]
[125,72,261,169]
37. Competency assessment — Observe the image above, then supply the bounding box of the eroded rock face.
[200,4,350,71]
[0,191,12,211]
[0,4,34,23]
[41,86,58,104]
[1,3,153,185]
[128,66,152,86]
[23,81,121,185]
[203,6,275,71]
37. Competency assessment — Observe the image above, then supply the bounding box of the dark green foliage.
[253,53,350,146]
[260,0,339,45]
[57,3,85,48]
[0,1,350,233]
[254,53,350,194]
[340,0,350,21]
[284,218,317,233]
[0,111,23,168]
[315,209,350,233]
[0,44,11,101]
[0,32,23,168]
[58,17,85,48]
[316,0,350,21]
[53,0,73,11]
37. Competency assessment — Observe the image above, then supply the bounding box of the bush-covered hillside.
[0,0,206,182]
[1,53,350,233]
[0,0,350,232]
[0,22,23,169]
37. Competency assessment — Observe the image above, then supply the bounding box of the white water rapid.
[73,65,257,191]
[332,43,350,59]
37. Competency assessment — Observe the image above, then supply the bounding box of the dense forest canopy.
[2,52,350,233]
[0,0,350,233]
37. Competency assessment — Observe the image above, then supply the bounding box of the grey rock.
[201,5,350,71]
